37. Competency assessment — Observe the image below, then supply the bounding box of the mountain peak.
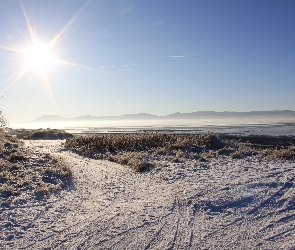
[34,115,66,121]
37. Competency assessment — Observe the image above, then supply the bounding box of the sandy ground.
[1,139,295,249]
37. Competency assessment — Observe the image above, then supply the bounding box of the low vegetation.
[0,129,72,206]
[1,127,294,206]
[11,128,73,140]
[64,133,225,171]
[64,132,295,172]
[0,110,7,128]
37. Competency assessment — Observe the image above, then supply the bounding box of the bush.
[273,148,295,160]
[0,110,7,128]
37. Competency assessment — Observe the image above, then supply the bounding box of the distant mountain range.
[30,110,295,123]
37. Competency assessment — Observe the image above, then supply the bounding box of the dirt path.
[1,140,295,249]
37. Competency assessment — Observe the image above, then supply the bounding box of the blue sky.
[0,0,295,122]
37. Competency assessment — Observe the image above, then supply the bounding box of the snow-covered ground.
[1,140,295,249]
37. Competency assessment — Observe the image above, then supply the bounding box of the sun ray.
[48,0,91,49]
[0,0,91,110]
[40,70,57,111]
[19,0,38,45]
[0,44,24,54]
[1,68,27,97]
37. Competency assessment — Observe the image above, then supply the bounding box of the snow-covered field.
[1,139,295,249]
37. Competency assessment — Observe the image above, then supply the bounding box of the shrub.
[273,148,295,160]
[0,110,7,128]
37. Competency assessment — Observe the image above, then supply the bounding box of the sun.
[24,44,57,71]
[0,0,89,99]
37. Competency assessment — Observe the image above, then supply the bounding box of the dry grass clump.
[259,147,295,160]
[125,155,150,172]
[65,132,295,171]
[65,132,224,155]
[65,133,176,154]
[229,150,245,159]
[273,148,295,160]
[64,133,225,171]
[12,128,73,140]
[0,129,72,205]
[155,147,167,155]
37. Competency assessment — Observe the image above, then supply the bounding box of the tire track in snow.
[2,140,295,249]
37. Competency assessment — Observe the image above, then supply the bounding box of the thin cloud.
[120,5,134,15]
[162,55,203,58]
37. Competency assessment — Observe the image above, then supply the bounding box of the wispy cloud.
[162,55,203,58]
[120,5,134,15]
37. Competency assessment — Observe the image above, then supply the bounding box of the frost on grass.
[0,129,72,206]
[64,133,222,172]
[64,132,295,172]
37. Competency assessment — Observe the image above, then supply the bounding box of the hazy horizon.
[1,1,295,123]
[10,110,295,130]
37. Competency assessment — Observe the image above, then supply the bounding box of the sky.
[0,0,295,122]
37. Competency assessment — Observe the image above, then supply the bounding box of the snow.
[1,139,295,249]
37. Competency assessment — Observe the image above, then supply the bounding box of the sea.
[11,120,295,137]
[63,123,295,137]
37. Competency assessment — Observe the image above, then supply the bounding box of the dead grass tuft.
[65,132,295,172]
[64,132,226,171]
[273,148,295,160]
[0,129,72,204]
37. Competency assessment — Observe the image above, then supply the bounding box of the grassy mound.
[0,129,72,206]
[12,128,73,140]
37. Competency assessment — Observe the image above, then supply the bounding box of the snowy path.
[1,140,295,249]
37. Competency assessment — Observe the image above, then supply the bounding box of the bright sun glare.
[0,0,89,99]
[24,44,56,71]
